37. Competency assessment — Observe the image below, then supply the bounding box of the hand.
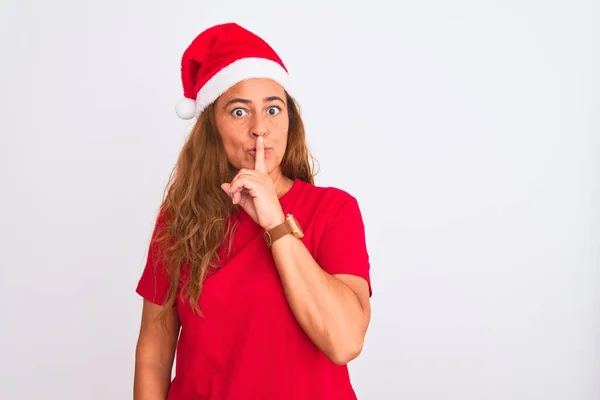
[221,136,286,230]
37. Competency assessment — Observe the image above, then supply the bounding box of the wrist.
[264,214,286,231]
[263,213,304,248]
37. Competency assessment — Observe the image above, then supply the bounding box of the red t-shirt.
[136,178,372,400]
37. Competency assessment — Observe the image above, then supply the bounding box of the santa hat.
[175,23,289,120]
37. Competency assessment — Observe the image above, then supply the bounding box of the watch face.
[287,214,304,237]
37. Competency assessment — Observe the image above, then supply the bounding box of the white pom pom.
[175,97,197,120]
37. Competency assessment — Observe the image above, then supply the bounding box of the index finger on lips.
[254,136,267,174]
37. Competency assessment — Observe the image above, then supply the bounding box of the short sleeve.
[135,212,171,306]
[315,195,372,296]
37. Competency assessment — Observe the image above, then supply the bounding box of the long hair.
[154,91,317,323]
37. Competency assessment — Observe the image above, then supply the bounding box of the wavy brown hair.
[153,91,317,323]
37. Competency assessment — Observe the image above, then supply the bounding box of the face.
[214,78,289,174]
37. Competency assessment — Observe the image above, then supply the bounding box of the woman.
[134,22,372,400]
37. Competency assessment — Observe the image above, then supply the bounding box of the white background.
[1,1,598,399]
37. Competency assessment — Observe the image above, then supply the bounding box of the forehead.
[218,78,286,103]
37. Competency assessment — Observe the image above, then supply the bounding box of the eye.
[267,106,281,116]
[231,108,248,117]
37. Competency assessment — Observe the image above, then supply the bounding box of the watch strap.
[264,219,292,247]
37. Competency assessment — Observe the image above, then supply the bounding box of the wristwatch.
[264,214,304,247]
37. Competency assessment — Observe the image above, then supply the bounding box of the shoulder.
[299,178,356,200]
[295,179,362,219]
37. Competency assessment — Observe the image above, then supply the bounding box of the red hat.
[175,23,289,120]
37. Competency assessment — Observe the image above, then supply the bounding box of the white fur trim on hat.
[195,57,289,116]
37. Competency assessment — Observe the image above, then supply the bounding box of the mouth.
[248,147,272,153]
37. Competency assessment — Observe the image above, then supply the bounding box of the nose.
[250,114,267,138]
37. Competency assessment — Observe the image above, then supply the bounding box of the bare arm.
[134,300,180,400]
[270,234,371,365]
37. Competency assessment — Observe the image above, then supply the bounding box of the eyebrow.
[223,96,286,108]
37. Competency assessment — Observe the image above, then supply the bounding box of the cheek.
[224,138,248,166]
[271,117,289,146]
[216,123,245,153]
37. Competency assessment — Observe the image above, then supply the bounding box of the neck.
[269,169,293,198]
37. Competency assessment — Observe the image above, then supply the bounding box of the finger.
[221,182,236,203]
[228,170,246,189]
[230,169,260,188]
[227,172,247,203]
[254,135,267,174]
[233,189,242,204]
[229,175,258,197]
[222,181,245,202]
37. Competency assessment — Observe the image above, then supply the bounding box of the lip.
[248,147,272,152]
